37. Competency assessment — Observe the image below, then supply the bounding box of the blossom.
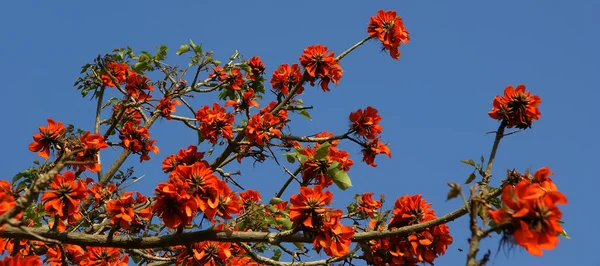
[88,182,117,206]
[299,44,343,92]
[153,182,198,229]
[41,171,88,219]
[125,74,154,102]
[161,145,205,173]
[45,244,85,266]
[367,10,410,59]
[357,192,382,218]
[362,137,392,167]
[488,84,541,129]
[209,66,227,82]
[75,132,109,172]
[488,172,567,256]
[0,255,42,266]
[289,186,333,228]
[245,112,282,146]
[0,181,16,217]
[176,241,231,266]
[112,104,142,125]
[80,247,129,266]
[119,122,159,162]
[225,88,259,112]
[270,63,304,95]
[196,103,235,144]
[314,210,355,257]
[246,56,266,80]
[106,192,152,230]
[100,62,132,88]
[28,118,66,159]
[157,96,182,120]
[225,68,245,91]
[389,194,436,228]
[349,106,383,139]
[239,189,261,206]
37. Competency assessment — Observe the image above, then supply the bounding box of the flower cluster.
[225,88,259,112]
[300,132,354,187]
[349,107,391,167]
[367,10,410,59]
[41,171,88,225]
[28,118,65,159]
[161,145,205,173]
[101,62,154,102]
[366,194,453,265]
[196,103,235,144]
[246,56,266,81]
[488,84,541,129]
[245,101,288,146]
[357,192,382,218]
[80,247,129,266]
[488,167,567,256]
[270,63,304,96]
[153,160,242,228]
[119,121,160,162]
[100,62,134,88]
[157,96,182,120]
[45,244,85,266]
[299,44,343,92]
[74,131,109,173]
[106,192,152,230]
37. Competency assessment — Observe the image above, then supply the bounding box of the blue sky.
[0,1,598,265]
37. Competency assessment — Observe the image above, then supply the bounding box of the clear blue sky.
[0,1,598,265]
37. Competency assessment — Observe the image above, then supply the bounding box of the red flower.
[225,68,245,91]
[75,132,109,173]
[157,96,182,120]
[176,241,232,266]
[0,181,16,218]
[488,172,567,256]
[289,186,333,228]
[161,145,206,173]
[112,104,142,125]
[314,210,355,257]
[46,244,85,266]
[125,74,154,102]
[153,182,198,229]
[245,112,282,146]
[41,171,88,219]
[362,137,391,167]
[196,103,235,144]
[225,88,259,112]
[299,44,343,92]
[239,189,261,206]
[119,122,159,162]
[101,62,133,88]
[389,194,436,228]
[106,192,152,230]
[0,256,42,266]
[88,182,117,206]
[488,84,541,129]
[367,10,410,59]
[209,66,227,81]
[28,118,66,159]
[80,247,129,266]
[270,63,304,95]
[246,56,266,80]
[357,192,382,218]
[169,161,219,219]
[349,106,383,139]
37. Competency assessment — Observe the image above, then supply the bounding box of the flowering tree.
[0,9,568,266]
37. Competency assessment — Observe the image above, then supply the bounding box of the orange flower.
[209,66,227,82]
[28,118,66,159]
[100,62,132,88]
[45,244,85,266]
[299,44,343,92]
[362,137,391,167]
[106,192,152,230]
[314,210,355,257]
[289,186,333,228]
[229,256,261,266]
[153,182,198,229]
[488,84,541,129]
[225,88,259,112]
[246,56,266,81]
[270,63,304,95]
[75,132,108,173]
[80,247,128,266]
[176,241,232,266]
[112,104,142,125]
[349,106,383,139]
[119,122,159,162]
[196,103,235,144]
[206,180,242,222]
[488,173,567,256]
[0,255,42,266]
[367,10,410,59]
[357,192,382,218]
[169,161,220,220]
[0,181,16,217]
[88,182,117,206]
[125,74,154,102]
[157,96,182,120]
[41,171,88,219]
[245,112,282,146]
[389,194,436,228]
[239,189,261,206]
[161,145,206,173]
[225,68,245,91]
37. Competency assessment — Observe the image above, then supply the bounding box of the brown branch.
[238,242,358,266]
[278,133,349,143]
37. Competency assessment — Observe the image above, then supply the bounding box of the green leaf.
[446,182,461,200]
[314,142,331,160]
[277,217,293,230]
[465,172,477,184]
[189,39,202,54]
[293,242,304,250]
[461,159,475,167]
[327,162,352,190]
[197,131,205,145]
[282,153,296,164]
[560,229,571,239]
[176,44,190,56]
[296,154,309,164]
[269,197,284,205]
[271,249,282,261]
[299,109,312,120]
